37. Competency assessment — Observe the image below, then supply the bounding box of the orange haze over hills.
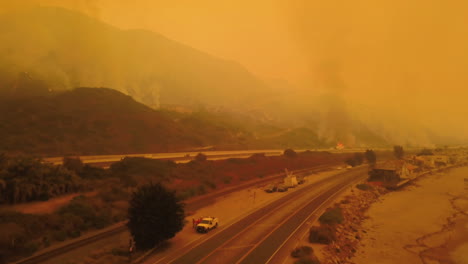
[1,0,468,144]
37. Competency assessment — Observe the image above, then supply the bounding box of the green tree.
[284,149,298,158]
[353,153,364,165]
[364,149,377,166]
[393,145,404,159]
[62,157,84,174]
[195,153,207,162]
[127,183,185,250]
[417,148,433,156]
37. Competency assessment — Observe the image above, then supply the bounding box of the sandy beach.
[352,166,468,264]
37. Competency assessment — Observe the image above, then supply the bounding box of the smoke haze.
[1,0,468,145]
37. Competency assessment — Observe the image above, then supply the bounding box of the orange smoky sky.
[2,0,468,140]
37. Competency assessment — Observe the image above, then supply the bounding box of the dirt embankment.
[317,185,388,264]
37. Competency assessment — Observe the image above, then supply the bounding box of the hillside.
[0,87,338,155]
[0,6,271,109]
[0,7,402,150]
[0,88,261,155]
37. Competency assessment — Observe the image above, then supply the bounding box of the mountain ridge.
[0,6,270,109]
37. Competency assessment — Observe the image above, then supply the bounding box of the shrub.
[309,225,336,244]
[294,258,320,264]
[79,165,107,179]
[197,185,206,195]
[318,207,343,225]
[52,230,67,242]
[99,187,129,203]
[59,196,96,228]
[249,153,266,160]
[93,213,112,229]
[227,158,247,164]
[20,241,39,257]
[345,157,357,167]
[63,157,84,173]
[222,175,232,184]
[291,246,313,258]
[127,183,185,250]
[203,180,217,190]
[284,149,298,158]
[111,247,129,256]
[195,153,207,162]
[68,230,81,238]
[356,183,372,191]
[364,149,377,165]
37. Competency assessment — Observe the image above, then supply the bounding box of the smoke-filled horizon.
[1,0,468,145]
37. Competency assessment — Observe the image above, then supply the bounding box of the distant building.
[369,160,413,184]
[414,155,449,168]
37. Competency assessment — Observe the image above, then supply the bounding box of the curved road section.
[152,167,367,264]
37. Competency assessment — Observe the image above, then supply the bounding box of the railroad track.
[13,164,337,264]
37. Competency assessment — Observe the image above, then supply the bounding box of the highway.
[13,165,336,264]
[43,149,284,165]
[146,166,368,264]
[42,148,370,165]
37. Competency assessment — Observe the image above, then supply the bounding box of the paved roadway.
[42,148,372,165]
[147,166,368,264]
[14,165,335,264]
[43,150,285,165]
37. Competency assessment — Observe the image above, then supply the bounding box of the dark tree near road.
[127,183,185,250]
[284,149,298,158]
[195,153,207,162]
[364,149,377,166]
[393,145,404,159]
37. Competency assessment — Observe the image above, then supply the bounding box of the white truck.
[284,168,298,188]
[196,217,219,233]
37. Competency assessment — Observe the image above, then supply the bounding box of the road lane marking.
[193,184,333,264]
[275,174,366,264]
[233,187,333,264]
[218,244,257,250]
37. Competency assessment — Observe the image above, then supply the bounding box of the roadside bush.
[59,196,96,225]
[52,230,67,242]
[195,153,207,162]
[249,153,266,160]
[356,183,372,191]
[110,157,175,180]
[227,158,248,164]
[309,225,336,244]
[221,175,232,184]
[63,157,84,174]
[345,153,364,167]
[111,247,129,257]
[291,246,313,258]
[197,185,207,195]
[318,207,343,225]
[99,186,129,203]
[202,180,217,190]
[177,187,197,200]
[127,183,185,250]
[294,258,320,264]
[67,230,81,238]
[93,213,113,229]
[79,165,108,179]
[19,241,39,257]
[284,149,298,158]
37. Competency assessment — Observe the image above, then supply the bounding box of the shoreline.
[351,165,468,264]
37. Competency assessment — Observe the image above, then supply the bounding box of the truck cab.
[196,217,218,233]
